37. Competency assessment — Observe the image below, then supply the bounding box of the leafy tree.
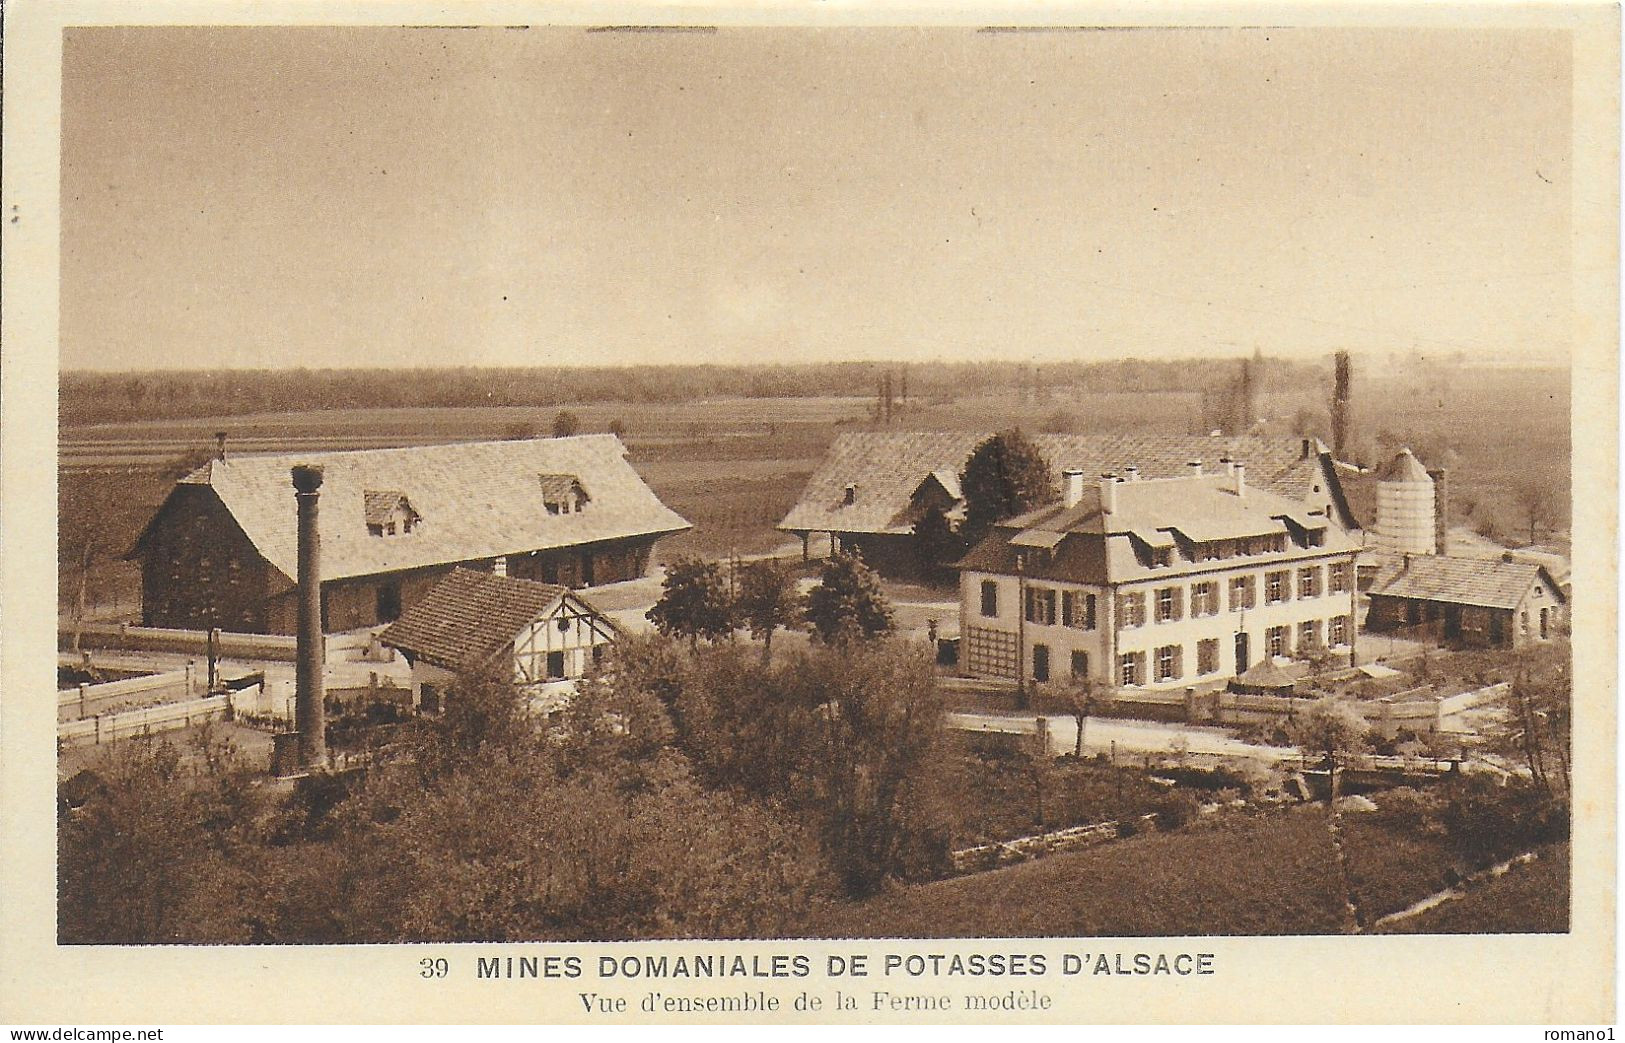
[552,410,581,438]
[911,503,964,583]
[734,560,802,660]
[787,642,955,895]
[804,550,894,645]
[1286,697,1371,806]
[647,556,736,648]
[958,430,1058,548]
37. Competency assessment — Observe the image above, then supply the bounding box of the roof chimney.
[1219,455,1234,477]
[1231,461,1246,497]
[1124,464,1140,482]
[291,465,327,773]
[1063,468,1086,509]
[1098,473,1117,514]
[1187,459,1203,478]
[214,431,228,462]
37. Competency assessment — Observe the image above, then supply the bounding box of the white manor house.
[956,459,1362,692]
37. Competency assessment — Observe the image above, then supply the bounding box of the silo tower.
[1374,448,1436,555]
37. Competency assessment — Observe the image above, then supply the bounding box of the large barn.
[129,435,690,634]
[779,432,1359,577]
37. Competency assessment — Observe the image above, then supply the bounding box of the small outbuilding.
[1365,553,1567,650]
[378,568,621,713]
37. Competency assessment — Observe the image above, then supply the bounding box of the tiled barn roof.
[780,431,1351,536]
[137,435,689,584]
[378,568,572,672]
[1369,554,1566,611]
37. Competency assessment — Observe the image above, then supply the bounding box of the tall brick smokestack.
[291,465,327,770]
[1428,467,1450,556]
[1331,351,1351,459]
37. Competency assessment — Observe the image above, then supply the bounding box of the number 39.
[420,957,449,979]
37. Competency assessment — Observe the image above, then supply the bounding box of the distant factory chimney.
[1331,351,1352,459]
[1429,468,1450,556]
[214,431,228,462]
[1063,468,1086,508]
[291,465,327,772]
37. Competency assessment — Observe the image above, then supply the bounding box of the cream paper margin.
[0,0,1616,1025]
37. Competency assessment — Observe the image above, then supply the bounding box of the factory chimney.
[1063,468,1086,509]
[1428,468,1450,556]
[1331,351,1352,459]
[291,465,327,771]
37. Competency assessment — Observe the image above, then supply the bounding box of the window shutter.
[1062,592,1074,627]
[1173,587,1184,621]
[1174,644,1184,679]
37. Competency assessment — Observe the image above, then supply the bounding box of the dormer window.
[1151,547,1172,568]
[364,490,420,538]
[539,474,590,515]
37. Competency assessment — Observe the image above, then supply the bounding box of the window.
[1266,625,1289,657]
[1119,651,1144,686]
[1062,590,1097,629]
[1025,587,1057,625]
[1118,592,1146,629]
[592,644,606,667]
[1155,644,1183,682]
[546,650,566,679]
[1154,586,1183,623]
[1329,615,1350,647]
[1299,619,1321,650]
[1032,644,1050,683]
[980,580,999,618]
[1191,581,1219,617]
[1329,562,1351,594]
[1229,574,1256,611]
[1151,547,1173,568]
[1197,637,1219,675]
[1071,650,1089,679]
[1266,571,1290,604]
[1298,566,1322,599]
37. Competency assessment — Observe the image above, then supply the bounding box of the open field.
[808,807,1352,937]
[1375,844,1569,934]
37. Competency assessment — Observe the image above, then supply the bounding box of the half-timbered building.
[378,568,621,713]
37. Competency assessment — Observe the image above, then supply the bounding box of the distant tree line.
[59,358,1340,426]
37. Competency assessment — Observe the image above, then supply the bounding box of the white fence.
[58,694,231,747]
[58,669,204,723]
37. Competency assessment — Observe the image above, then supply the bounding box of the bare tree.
[1513,475,1559,546]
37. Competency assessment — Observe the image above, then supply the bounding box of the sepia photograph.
[2,1,1617,1027]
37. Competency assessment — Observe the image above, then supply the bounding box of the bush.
[1150,790,1203,831]
[1371,786,1440,833]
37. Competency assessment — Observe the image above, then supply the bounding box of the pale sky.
[61,26,1573,371]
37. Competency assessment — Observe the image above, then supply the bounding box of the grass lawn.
[946,753,1184,846]
[805,807,1351,938]
[1338,814,1463,922]
[1376,844,1569,934]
